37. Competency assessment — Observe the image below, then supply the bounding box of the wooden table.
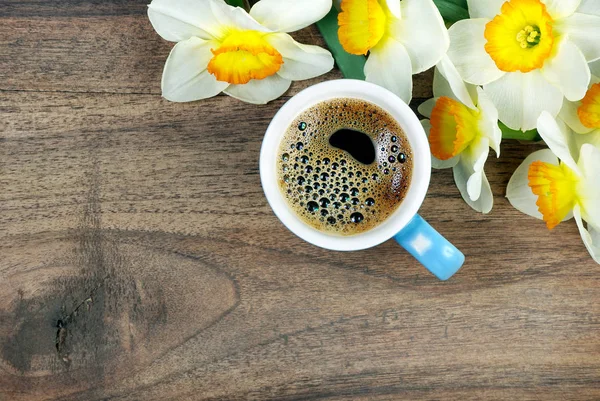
[1,2,599,400]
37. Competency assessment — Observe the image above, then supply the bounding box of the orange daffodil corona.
[419,57,502,213]
[448,0,600,131]
[578,83,600,129]
[337,0,449,103]
[148,0,334,104]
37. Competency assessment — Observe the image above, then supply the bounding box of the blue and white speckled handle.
[394,214,465,281]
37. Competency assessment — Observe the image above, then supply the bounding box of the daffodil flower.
[507,111,600,264]
[419,57,502,213]
[337,0,449,103]
[148,0,334,104]
[558,68,600,143]
[448,0,600,131]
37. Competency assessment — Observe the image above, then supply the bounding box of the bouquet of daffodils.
[148,0,600,264]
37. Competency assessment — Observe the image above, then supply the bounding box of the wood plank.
[0,0,149,17]
[0,16,433,98]
[1,91,599,400]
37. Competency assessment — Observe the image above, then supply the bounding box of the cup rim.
[260,79,431,251]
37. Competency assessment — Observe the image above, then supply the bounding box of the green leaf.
[499,121,542,141]
[225,0,249,10]
[441,0,468,8]
[316,7,366,80]
[433,0,470,24]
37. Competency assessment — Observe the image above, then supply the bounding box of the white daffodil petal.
[453,157,493,214]
[465,137,490,201]
[559,13,600,62]
[466,0,505,19]
[484,70,563,131]
[383,0,402,18]
[591,60,600,78]
[148,0,224,41]
[466,167,484,202]
[436,56,478,110]
[390,0,449,74]
[447,19,505,86]
[506,149,559,220]
[559,100,595,134]
[365,38,413,103]
[418,98,437,119]
[577,0,600,16]
[541,38,590,102]
[161,37,229,102]
[266,33,333,81]
[475,87,502,156]
[536,111,581,173]
[250,0,331,33]
[573,129,600,151]
[478,174,494,214]
[576,144,600,227]
[421,119,460,169]
[593,225,600,244]
[421,118,432,133]
[543,0,581,20]
[210,0,270,35]
[224,74,292,104]
[433,154,461,169]
[573,205,600,264]
[478,173,494,214]
[432,69,457,100]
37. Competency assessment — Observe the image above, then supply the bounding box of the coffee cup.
[260,80,464,280]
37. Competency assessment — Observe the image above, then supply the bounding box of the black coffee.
[277,98,413,235]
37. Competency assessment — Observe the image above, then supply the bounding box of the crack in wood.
[54,279,106,366]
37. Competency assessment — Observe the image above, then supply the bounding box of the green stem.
[316,7,366,80]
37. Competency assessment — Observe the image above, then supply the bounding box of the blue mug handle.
[394,214,465,281]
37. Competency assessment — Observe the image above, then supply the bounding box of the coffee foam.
[277,98,413,236]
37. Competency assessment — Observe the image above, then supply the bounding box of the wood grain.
[1,1,599,400]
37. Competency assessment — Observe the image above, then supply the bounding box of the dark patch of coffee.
[329,129,376,165]
[277,98,413,235]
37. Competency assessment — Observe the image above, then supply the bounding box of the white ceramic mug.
[260,80,464,280]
